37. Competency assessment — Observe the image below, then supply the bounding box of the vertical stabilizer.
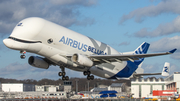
[134,42,150,65]
[161,62,170,76]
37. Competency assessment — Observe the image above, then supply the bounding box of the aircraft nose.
[3,38,29,50]
[3,38,13,48]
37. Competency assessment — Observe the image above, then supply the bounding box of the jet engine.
[71,53,93,67]
[28,56,49,69]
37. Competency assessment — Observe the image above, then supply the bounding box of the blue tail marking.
[134,42,150,65]
[109,42,150,79]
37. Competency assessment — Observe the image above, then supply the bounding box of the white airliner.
[3,17,176,80]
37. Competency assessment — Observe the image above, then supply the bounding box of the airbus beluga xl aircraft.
[3,17,176,81]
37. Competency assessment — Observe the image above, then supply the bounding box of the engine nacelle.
[71,53,93,67]
[28,56,49,69]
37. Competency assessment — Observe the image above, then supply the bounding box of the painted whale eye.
[47,38,53,44]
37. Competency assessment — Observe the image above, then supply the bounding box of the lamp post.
[75,79,79,93]
[87,81,90,91]
[85,85,86,91]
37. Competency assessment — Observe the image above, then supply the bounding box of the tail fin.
[134,42,150,65]
[161,62,170,76]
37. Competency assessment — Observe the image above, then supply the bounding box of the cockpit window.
[8,37,42,43]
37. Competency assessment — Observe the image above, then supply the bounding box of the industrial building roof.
[110,83,123,87]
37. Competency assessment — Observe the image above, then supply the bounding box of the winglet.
[169,48,177,53]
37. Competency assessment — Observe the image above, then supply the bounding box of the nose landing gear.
[20,50,26,59]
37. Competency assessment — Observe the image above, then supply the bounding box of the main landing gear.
[20,50,26,59]
[83,71,94,80]
[58,66,69,81]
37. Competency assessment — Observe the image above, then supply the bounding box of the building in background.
[131,77,166,98]
[35,85,60,92]
[108,83,124,92]
[90,83,128,93]
[35,85,46,92]
[90,85,108,92]
[2,83,35,92]
[0,82,2,92]
[165,72,180,94]
[0,81,72,99]
[35,81,72,92]
[63,81,72,92]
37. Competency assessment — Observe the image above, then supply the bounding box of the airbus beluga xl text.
[3,17,176,81]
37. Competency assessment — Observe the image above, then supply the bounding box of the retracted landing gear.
[58,66,69,81]
[20,50,26,59]
[83,71,94,80]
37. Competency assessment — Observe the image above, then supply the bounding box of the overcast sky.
[0,0,180,80]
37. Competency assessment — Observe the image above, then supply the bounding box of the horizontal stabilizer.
[132,62,170,78]
[116,77,130,80]
[133,73,161,78]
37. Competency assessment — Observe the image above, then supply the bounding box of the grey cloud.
[110,41,130,47]
[0,62,55,80]
[171,52,180,60]
[17,69,59,80]
[17,66,84,80]
[0,62,84,80]
[0,44,2,50]
[50,0,97,6]
[0,62,30,76]
[142,63,180,76]
[119,0,180,24]
[134,16,180,37]
[0,62,50,78]
[149,0,155,2]
[142,63,162,73]
[150,36,180,59]
[0,0,97,35]
[76,17,95,26]
[118,42,130,46]
[170,64,180,74]
[20,67,84,80]
[0,44,7,51]
[150,36,180,52]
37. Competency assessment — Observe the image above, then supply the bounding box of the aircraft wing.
[89,49,177,63]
